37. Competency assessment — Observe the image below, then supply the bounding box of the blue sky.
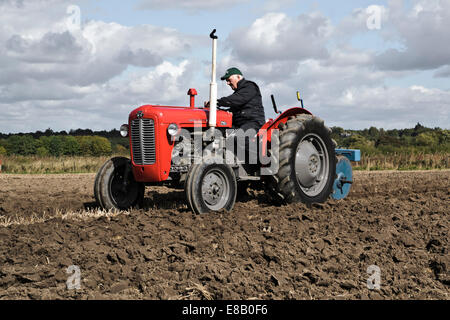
[0,0,449,133]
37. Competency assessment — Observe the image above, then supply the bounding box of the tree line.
[0,128,122,140]
[0,128,129,156]
[0,135,124,157]
[331,123,449,155]
[0,124,448,157]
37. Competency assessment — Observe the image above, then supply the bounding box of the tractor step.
[237,176,261,181]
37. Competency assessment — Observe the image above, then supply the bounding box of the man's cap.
[220,67,243,80]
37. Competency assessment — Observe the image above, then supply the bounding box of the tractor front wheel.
[95,157,144,210]
[185,160,237,214]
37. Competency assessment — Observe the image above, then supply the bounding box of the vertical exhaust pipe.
[209,29,218,128]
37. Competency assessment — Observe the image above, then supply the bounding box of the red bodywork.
[129,104,232,182]
[128,95,312,183]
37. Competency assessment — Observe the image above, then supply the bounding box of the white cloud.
[375,0,450,71]
[334,5,388,41]
[227,12,331,64]
[434,65,450,78]
[0,60,199,133]
[128,60,193,100]
[0,0,200,85]
[5,32,85,64]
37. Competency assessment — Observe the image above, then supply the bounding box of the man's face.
[226,75,240,90]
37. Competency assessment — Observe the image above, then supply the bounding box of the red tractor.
[94,30,359,214]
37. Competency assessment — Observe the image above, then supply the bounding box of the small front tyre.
[185,160,237,214]
[95,157,144,210]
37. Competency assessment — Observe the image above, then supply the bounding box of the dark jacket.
[217,79,266,128]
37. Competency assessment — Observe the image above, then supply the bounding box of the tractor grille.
[131,118,156,165]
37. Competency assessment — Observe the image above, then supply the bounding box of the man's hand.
[204,100,227,110]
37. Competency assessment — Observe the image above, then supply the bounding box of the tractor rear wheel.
[96,157,145,210]
[185,160,237,214]
[268,115,336,204]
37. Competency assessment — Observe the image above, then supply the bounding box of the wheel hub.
[295,141,321,188]
[294,134,330,197]
[308,154,320,174]
[202,171,229,210]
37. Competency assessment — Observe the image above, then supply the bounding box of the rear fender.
[258,108,313,155]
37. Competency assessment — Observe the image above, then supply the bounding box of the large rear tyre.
[96,157,145,210]
[268,115,336,204]
[185,160,237,214]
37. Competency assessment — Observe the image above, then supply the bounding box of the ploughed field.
[0,170,448,300]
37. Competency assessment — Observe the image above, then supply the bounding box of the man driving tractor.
[205,67,266,131]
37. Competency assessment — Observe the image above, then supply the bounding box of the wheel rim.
[201,169,230,211]
[109,165,140,208]
[295,133,330,197]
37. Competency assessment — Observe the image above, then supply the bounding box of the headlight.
[167,123,179,136]
[120,124,129,137]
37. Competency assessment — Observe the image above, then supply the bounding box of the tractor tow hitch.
[339,178,353,185]
[336,176,353,194]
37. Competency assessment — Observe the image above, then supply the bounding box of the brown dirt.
[0,170,448,300]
